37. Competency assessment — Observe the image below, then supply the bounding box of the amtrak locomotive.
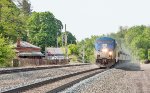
[95,37,130,68]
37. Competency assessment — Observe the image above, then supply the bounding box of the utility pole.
[61,27,64,47]
[65,24,68,62]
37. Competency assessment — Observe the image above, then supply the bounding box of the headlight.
[109,51,112,55]
[102,48,108,52]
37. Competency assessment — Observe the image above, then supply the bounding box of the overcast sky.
[30,0,150,41]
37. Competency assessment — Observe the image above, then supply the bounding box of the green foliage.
[68,44,78,55]
[148,49,150,60]
[58,31,76,47]
[124,26,150,59]
[66,31,76,44]
[109,25,150,60]
[0,35,15,67]
[77,35,101,63]
[16,0,32,41]
[69,55,78,62]
[27,12,63,51]
[17,0,31,15]
[137,48,146,60]
[0,0,25,42]
[125,25,146,48]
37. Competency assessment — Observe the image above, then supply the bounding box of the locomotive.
[95,37,130,68]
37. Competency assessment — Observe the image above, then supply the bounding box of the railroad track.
[0,63,90,75]
[2,68,107,93]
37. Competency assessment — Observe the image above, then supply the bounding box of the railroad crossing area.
[0,62,150,93]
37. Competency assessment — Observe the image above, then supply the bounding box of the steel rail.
[2,67,103,93]
[47,69,107,93]
[0,63,90,75]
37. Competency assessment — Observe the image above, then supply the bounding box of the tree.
[137,48,146,60]
[125,25,146,47]
[124,25,150,59]
[68,44,78,55]
[0,35,15,67]
[77,35,100,63]
[58,31,76,47]
[66,31,76,44]
[109,25,150,60]
[0,0,25,42]
[17,0,31,15]
[14,0,32,41]
[27,12,63,51]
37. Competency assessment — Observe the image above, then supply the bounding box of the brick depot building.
[14,39,44,58]
[14,39,44,66]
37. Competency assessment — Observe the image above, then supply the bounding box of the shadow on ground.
[114,62,143,71]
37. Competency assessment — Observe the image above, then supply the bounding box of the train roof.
[96,37,115,41]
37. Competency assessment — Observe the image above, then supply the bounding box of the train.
[95,37,130,68]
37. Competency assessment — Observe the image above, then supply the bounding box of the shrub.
[0,36,15,67]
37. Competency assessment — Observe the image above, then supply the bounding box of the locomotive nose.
[102,48,108,52]
[109,51,112,55]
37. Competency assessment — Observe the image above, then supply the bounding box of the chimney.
[17,37,21,47]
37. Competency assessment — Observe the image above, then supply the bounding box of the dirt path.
[137,64,150,93]
[126,64,150,93]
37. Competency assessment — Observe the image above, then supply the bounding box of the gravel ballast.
[0,64,97,92]
[2,62,150,93]
[61,62,150,93]
[23,69,103,93]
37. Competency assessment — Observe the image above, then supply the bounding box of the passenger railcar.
[95,37,130,68]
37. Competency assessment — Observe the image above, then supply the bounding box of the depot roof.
[14,41,40,49]
[18,52,44,57]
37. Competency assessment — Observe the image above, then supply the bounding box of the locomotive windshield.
[95,37,116,51]
[96,40,114,44]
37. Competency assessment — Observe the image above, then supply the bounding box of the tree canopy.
[76,35,101,63]
[0,0,25,42]
[108,25,150,60]
[17,0,31,15]
[0,0,78,66]
[58,31,76,47]
[27,12,63,51]
[124,26,150,60]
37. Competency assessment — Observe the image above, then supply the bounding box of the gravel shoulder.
[61,62,150,93]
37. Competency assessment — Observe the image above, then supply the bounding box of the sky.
[30,0,150,41]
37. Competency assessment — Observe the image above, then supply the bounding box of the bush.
[137,48,147,60]
[69,55,78,62]
[68,44,78,55]
[0,36,15,67]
